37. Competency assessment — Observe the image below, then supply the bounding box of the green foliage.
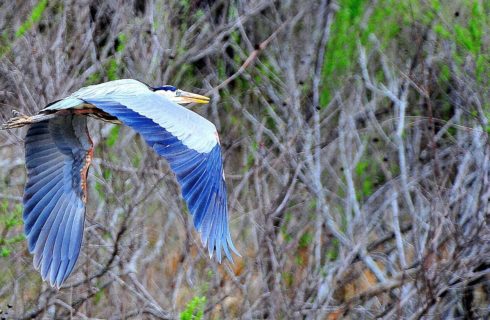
[194,9,204,19]
[0,0,49,57]
[116,33,127,52]
[15,0,48,38]
[321,0,364,105]
[298,231,313,249]
[85,71,103,85]
[217,59,226,80]
[105,33,127,81]
[355,160,372,199]
[295,254,304,266]
[0,32,11,57]
[355,161,368,176]
[280,212,293,243]
[434,23,451,39]
[244,141,258,171]
[320,0,489,108]
[363,0,402,44]
[95,181,104,199]
[256,60,278,84]
[131,154,141,167]
[0,248,11,257]
[0,201,24,258]
[326,238,339,261]
[106,59,119,81]
[433,1,489,84]
[179,0,190,12]
[283,272,294,287]
[361,179,374,198]
[430,0,441,12]
[464,1,487,81]
[106,126,120,147]
[93,284,105,305]
[354,158,383,200]
[439,64,450,82]
[320,0,404,107]
[180,296,206,320]
[0,201,22,230]
[102,168,112,180]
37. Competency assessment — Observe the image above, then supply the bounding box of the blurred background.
[0,0,489,319]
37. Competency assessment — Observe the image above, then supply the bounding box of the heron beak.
[178,91,210,104]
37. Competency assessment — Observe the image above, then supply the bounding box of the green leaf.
[355,161,368,176]
[0,247,10,258]
[180,296,206,320]
[106,58,119,81]
[106,126,120,147]
[299,232,313,249]
[434,24,450,39]
[116,33,127,52]
[15,0,49,38]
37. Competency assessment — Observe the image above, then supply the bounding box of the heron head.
[154,85,210,104]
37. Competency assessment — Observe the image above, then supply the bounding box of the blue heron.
[2,79,239,288]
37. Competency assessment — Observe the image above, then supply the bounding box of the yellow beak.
[178,90,210,104]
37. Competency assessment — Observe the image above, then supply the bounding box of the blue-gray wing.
[82,96,239,262]
[23,115,92,288]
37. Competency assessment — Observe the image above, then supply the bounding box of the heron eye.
[175,90,182,97]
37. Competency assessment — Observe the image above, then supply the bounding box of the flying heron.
[2,79,239,288]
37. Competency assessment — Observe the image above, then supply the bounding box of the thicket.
[0,0,489,318]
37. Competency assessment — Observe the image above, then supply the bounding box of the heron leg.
[1,110,64,129]
[1,111,35,129]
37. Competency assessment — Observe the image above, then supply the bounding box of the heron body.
[4,79,239,288]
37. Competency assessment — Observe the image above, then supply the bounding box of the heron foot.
[1,111,32,129]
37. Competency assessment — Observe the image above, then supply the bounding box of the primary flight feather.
[3,79,239,288]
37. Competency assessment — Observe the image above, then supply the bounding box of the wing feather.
[25,163,63,187]
[51,199,72,281]
[26,184,64,251]
[23,116,92,287]
[24,174,63,207]
[40,194,70,278]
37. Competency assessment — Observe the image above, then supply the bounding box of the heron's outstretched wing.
[23,115,92,287]
[80,93,239,262]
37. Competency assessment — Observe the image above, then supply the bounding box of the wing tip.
[38,257,75,289]
[200,230,240,264]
